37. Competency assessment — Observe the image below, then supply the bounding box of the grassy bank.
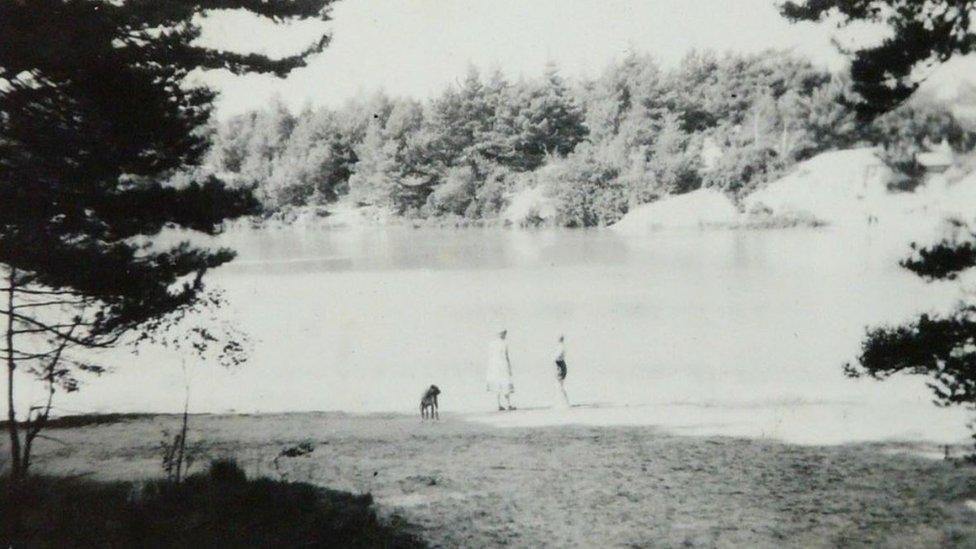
[6,411,976,547]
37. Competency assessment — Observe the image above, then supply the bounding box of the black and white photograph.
[3,0,976,546]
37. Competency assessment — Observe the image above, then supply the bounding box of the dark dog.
[420,385,440,420]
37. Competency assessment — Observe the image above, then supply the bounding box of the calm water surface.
[37,224,971,442]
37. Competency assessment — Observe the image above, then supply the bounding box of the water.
[25,223,973,443]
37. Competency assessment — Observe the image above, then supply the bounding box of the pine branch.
[7,312,109,348]
[0,348,61,360]
[0,286,88,296]
[12,298,91,309]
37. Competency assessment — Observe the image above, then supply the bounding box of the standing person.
[554,334,570,408]
[486,329,515,411]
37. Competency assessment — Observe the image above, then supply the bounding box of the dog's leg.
[433,395,439,420]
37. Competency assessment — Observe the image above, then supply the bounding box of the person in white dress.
[554,334,570,409]
[486,329,515,411]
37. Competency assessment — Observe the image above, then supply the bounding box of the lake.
[33,222,973,444]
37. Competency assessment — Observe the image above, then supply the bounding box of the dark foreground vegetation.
[1,459,423,548]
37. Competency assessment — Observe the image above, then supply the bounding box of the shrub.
[468,163,517,218]
[541,148,628,227]
[427,165,478,216]
[702,144,787,197]
[208,458,248,485]
[1,464,424,548]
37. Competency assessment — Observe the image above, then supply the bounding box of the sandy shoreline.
[464,400,973,446]
[11,409,976,547]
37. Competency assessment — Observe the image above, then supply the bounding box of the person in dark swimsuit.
[554,334,570,408]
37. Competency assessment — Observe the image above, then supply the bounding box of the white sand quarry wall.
[743,147,892,226]
[611,189,741,234]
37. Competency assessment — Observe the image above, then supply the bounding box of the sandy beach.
[16,408,976,548]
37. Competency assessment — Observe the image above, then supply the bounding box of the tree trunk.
[175,391,189,483]
[5,267,22,479]
[174,361,189,483]
[22,368,57,476]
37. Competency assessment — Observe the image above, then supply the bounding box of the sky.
[194,0,871,118]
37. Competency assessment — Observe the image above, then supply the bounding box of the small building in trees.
[916,140,954,176]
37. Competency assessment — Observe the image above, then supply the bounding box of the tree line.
[207,51,976,227]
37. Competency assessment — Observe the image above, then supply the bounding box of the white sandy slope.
[611,188,742,234]
[612,147,975,244]
[758,148,976,251]
[610,147,896,235]
[743,147,892,226]
[744,147,976,236]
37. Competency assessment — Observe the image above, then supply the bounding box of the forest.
[205,50,976,227]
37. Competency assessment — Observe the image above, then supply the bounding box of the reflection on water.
[35,224,971,443]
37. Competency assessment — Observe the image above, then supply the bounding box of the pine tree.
[347,122,400,208]
[245,97,298,207]
[471,68,512,163]
[647,112,703,196]
[845,223,976,420]
[782,0,976,119]
[0,0,335,479]
[506,63,588,171]
[426,66,495,166]
[584,53,662,144]
[798,74,860,156]
[266,109,356,207]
